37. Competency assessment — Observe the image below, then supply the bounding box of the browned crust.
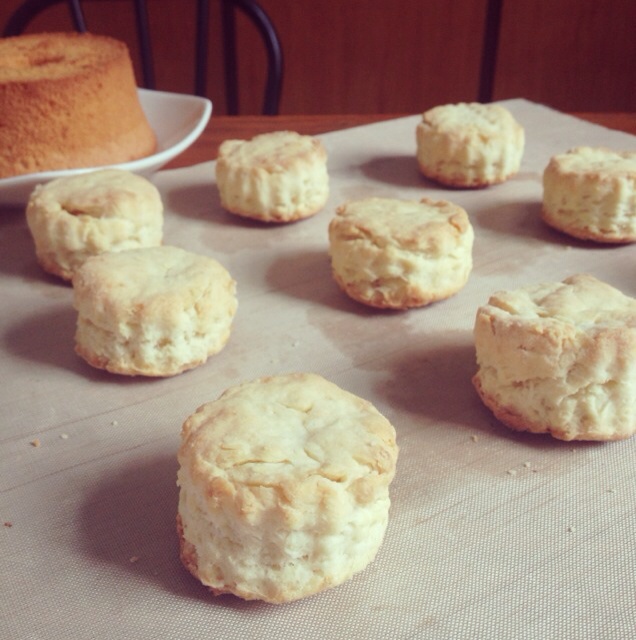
[222,201,323,224]
[417,161,514,189]
[176,513,198,578]
[540,206,636,244]
[331,269,465,310]
[472,374,629,442]
[74,342,207,377]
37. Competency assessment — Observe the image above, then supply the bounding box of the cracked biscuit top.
[179,372,397,498]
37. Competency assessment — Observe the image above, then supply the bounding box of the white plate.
[0,88,213,208]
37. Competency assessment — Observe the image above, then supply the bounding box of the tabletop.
[166,112,636,169]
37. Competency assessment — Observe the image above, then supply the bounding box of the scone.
[473,274,636,441]
[541,146,636,243]
[416,102,525,188]
[328,196,474,309]
[26,169,163,281]
[215,130,329,223]
[72,246,237,377]
[177,372,398,603]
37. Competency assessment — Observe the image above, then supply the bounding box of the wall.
[1,0,635,115]
[493,0,636,112]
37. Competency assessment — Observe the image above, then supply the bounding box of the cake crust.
[0,32,156,178]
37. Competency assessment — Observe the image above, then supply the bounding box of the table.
[166,112,636,168]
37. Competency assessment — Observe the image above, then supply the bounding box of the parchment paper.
[1,99,635,639]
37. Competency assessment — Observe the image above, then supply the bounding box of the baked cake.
[416,102,525,188]
[72,246,237,377]
[328,196,474,309]
[26,168,163,281]
[0,32,156,178]
[215,131,329,223]
[473,274,636,441]
[542,146,636,243]
[177,372,398,603]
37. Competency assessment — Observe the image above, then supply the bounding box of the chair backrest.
[2,0,284,115]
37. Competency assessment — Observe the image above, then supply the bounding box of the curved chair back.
[2,0,284,114]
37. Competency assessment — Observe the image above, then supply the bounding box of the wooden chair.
[2,0,284,115]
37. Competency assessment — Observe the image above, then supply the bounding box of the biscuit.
[215,130,329,223]
[473,274,636,441]
[541,146,636,243]
[416,102,525,188]
[72,246,237,377]
[26,169,163,281]
[328,196,474,309]
[177,372,398,603]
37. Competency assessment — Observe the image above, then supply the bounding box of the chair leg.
[195,0,211,98]
[478,0,503,103]
[132,0,155,89]
[221,0,240,115]
[68,0,87,31]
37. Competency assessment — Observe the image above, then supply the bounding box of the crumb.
[606,488,616,494]
[60,433,69,440]
[4,522,12,528]
[30,438,40,447]
[111,420,119,426]
[470,435,479,442]
[523,461,532,468]
[129,556,140,563]
[566,525,576,533]
[292,341,300,348]
[506,469,517,476]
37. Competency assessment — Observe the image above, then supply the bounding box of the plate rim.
[0,88,213,206]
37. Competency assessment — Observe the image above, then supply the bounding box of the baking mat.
[1,99,635,639]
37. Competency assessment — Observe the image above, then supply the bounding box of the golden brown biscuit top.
[179,373,397,501]
[420,102,522,137]
[29,169,162,221]
[331,196,470,253]
[484,274,636,328]
[218,131,326,173]
[72,246,235,323]
[547,146,636,178]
